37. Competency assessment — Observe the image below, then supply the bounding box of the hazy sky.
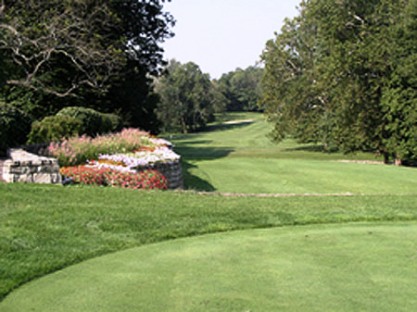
[162,0,301,79]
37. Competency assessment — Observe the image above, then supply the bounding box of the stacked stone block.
[143,161,183,189]
[2,149,61,184]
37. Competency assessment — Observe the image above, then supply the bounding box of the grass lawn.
[1,112,417,310]
[172,112,417,194]
[2,223,417,312]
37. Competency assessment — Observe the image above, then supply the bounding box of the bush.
[0,102,32,156]
[27,115,82,144]
[60,166,168,190]
[101,113,123,133]
[57,107,121,137]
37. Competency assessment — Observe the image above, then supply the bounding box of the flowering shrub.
[49,128,153,166]
[60,166,168,190]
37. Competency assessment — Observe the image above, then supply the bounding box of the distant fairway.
[173,113,417,195]
[2,223,416,312]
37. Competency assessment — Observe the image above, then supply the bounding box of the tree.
[261,2,327,145]
[0,0,174,131]
[0,0,125,97]
[261,0,407,158]
[217,65,263,112]
[382,0,417,165]
[155,60,221,133]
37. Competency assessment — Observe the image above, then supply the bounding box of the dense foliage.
[0,0,174,141]
[27,115,83,144]
[28,107,122,144]
[155,60,224,133]
[217,66,264,112]
[0,101,31,155]
[57,107,122,136]
[262,0,417,164]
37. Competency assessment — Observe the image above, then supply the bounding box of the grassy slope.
[1,112,417,304]
[2,223,417,312]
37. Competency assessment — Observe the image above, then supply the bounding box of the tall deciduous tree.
[217,65,264,112]
[262,0,411,162]
[0,0,174,132]
[155,60,221,133]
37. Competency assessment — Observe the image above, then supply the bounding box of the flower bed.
[54,129,182,190]
[60,166,168,190]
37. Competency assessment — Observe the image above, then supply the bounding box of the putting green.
[1,223,417,311]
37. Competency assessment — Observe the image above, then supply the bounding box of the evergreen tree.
[382,0,417,164]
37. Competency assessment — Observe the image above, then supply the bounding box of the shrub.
[60,166,168,190]
[48,128,153,166]
[27,115,82,144]
[0,102,32,156]
[57,107,121,137]
[101,113,123,133]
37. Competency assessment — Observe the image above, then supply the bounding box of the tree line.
[155,60,263,133]
[261,0,417,165]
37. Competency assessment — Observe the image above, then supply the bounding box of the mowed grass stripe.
[173,112,417,194]
[1,223,416,312]
[182,157,417,194]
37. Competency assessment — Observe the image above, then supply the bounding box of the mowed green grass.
[173,112,417,194]
[2,223,417,312]
[1,112,417,310]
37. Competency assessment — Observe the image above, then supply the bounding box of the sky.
[162,0,301,79]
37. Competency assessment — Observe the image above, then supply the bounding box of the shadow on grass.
[174,146,234,192]
[174,145,234,161]
[181,161,217,192]
[285,144,335,153]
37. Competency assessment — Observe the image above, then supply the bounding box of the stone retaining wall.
[141,161,183,189]
[2,149,61,184]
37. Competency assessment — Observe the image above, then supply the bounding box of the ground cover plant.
[1,112,417,310]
